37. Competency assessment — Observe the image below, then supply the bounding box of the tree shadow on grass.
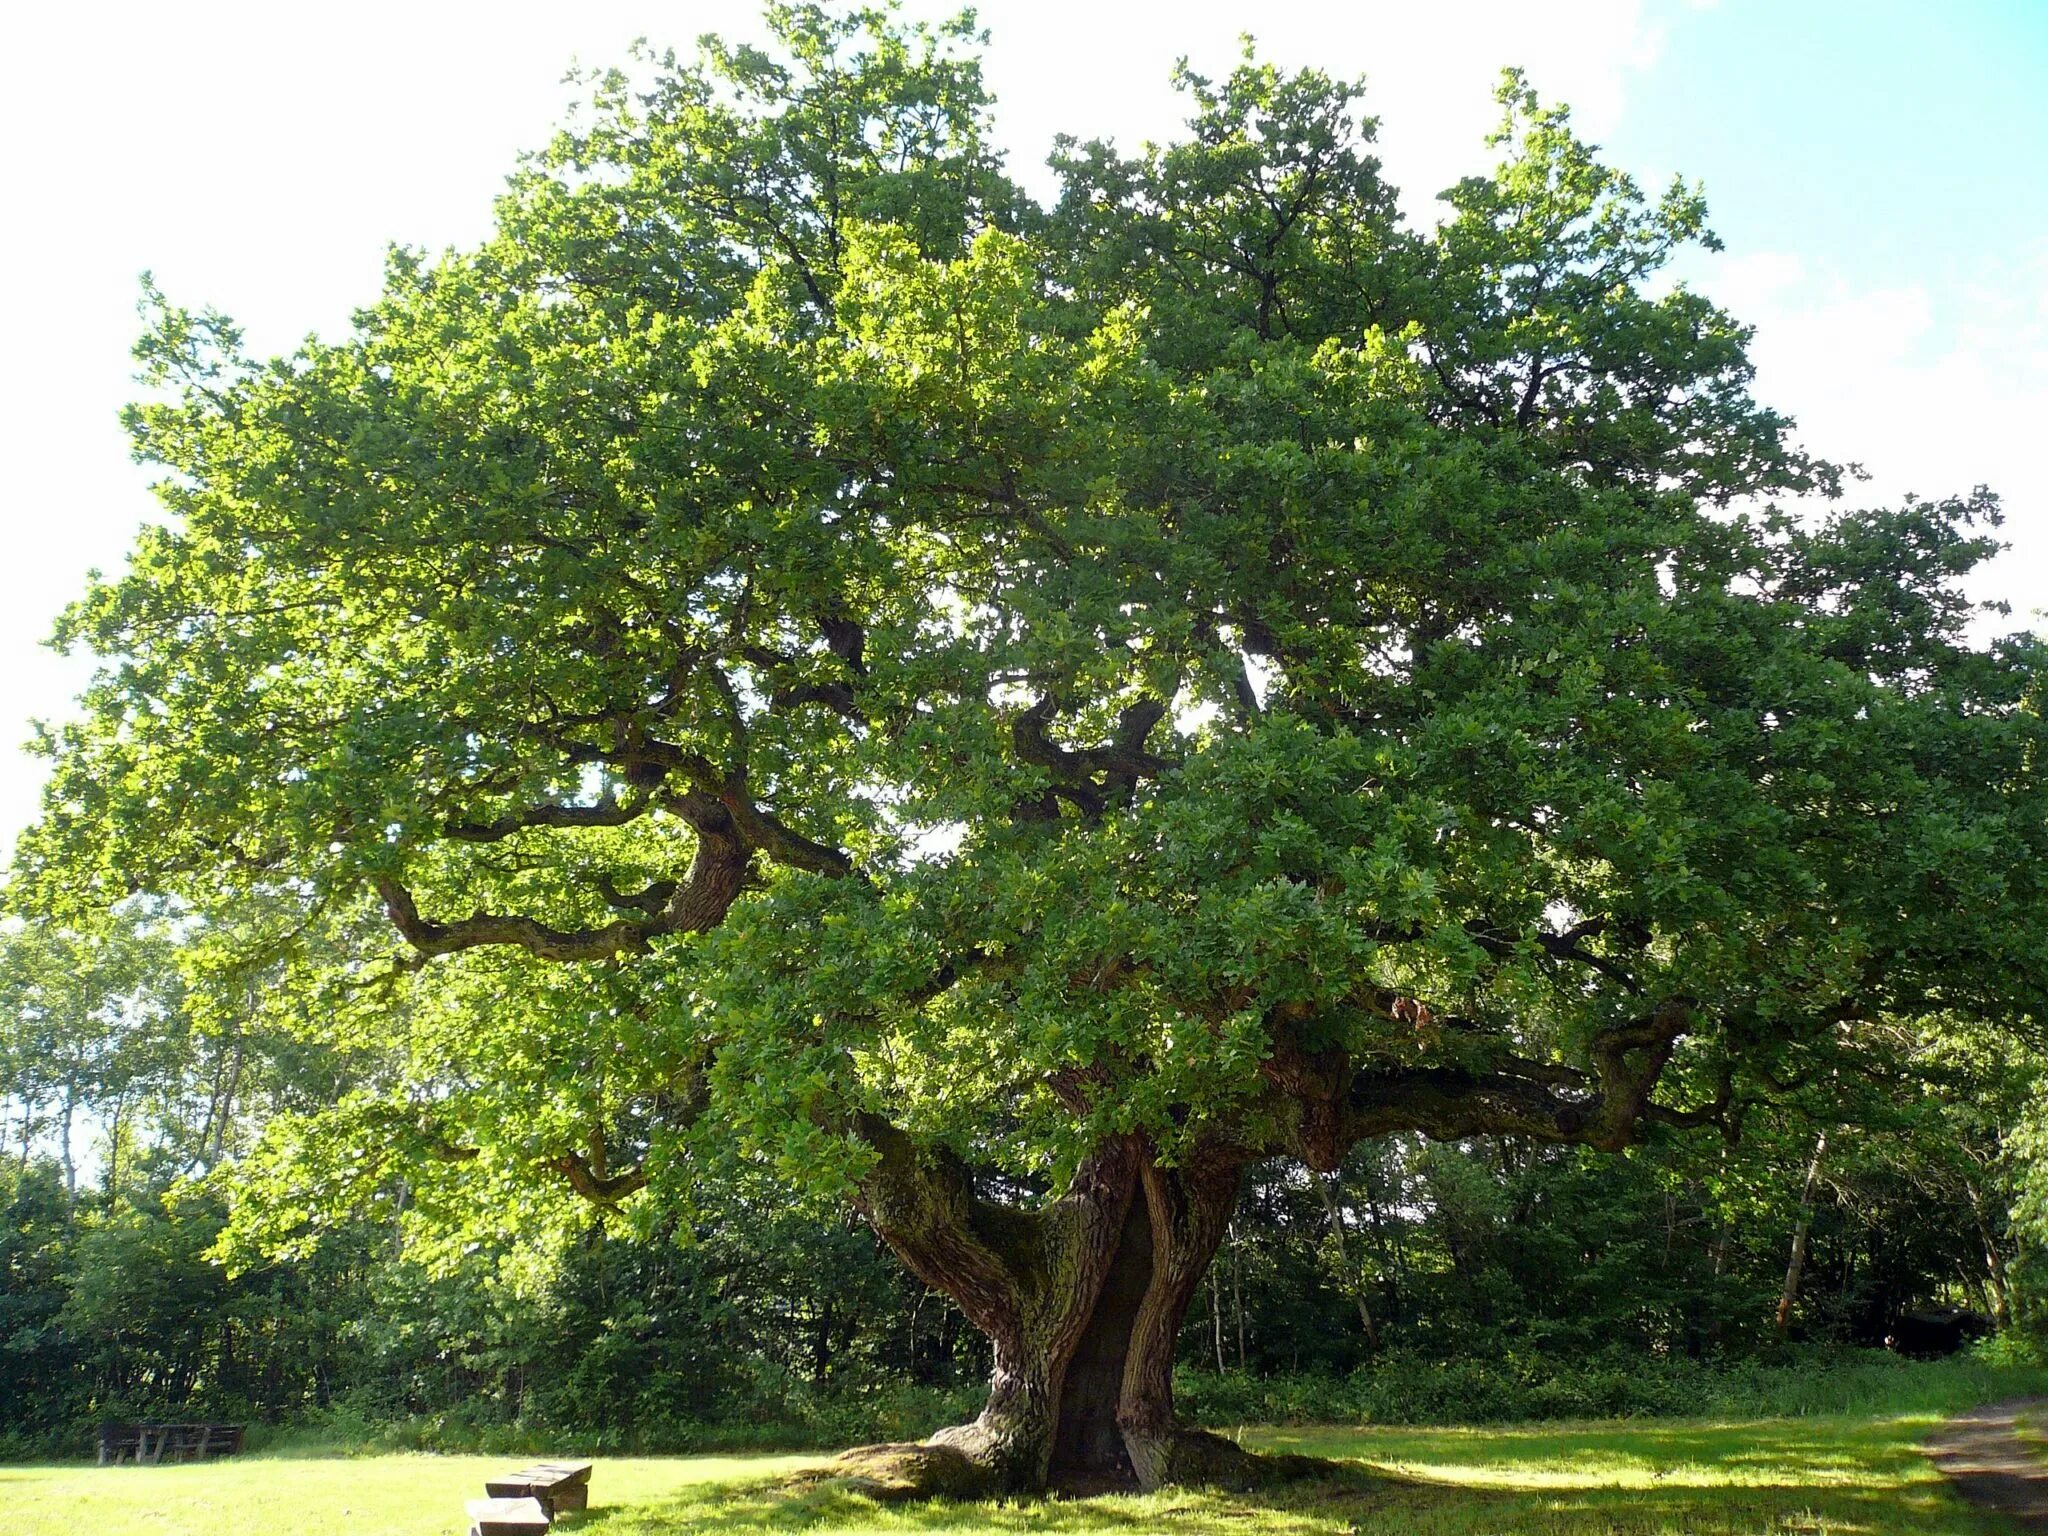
[1262,1417,1987,1535]
[573,1460,1405,1536]
[571,1419,1995,1536]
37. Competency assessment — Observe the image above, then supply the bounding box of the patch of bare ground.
[1927,1397,2048,1530]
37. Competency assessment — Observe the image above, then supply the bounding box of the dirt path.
[1928,1398,2048,1530]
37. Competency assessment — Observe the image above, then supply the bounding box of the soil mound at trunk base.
[798,1442,1003,1503]
[796,1432,1353,1503]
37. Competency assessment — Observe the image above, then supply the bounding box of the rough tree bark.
[1116,1143,1261,1489]
[837,1118,1265,1494]
[823,1004,1713,1497]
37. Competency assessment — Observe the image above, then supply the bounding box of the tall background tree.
[11,3,2045,1492]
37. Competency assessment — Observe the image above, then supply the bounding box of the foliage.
[5,0,2047,1492]
[17,0,2044,1222]
[1180,1348,2048,1428]
[2009,1092,2048,1333]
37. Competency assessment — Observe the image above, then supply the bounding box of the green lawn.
[4,1415,2016,1536]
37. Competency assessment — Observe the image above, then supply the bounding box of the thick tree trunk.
[844,1119,1261,1495]
[1046,1181,1154,1484]
[1116,1144,1254,1489]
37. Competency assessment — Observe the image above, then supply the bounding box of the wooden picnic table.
[97,1422,245,1465]
[466,1496,551,1536]
[484,1460,593,1516]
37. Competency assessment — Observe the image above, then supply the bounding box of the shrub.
[1177,1346,2048,1429]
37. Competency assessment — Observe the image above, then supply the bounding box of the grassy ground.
[2019,1403,2048,1463]
[6,1412,2026,1536]
[3,1453,817,1536]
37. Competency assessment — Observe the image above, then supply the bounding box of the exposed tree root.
[798,1441,1009,1503]
[1126,1427,1340,1492]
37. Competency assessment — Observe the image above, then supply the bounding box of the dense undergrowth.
[1181,1343,2048,1429]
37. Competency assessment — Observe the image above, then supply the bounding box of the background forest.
[5,905,2044,1459]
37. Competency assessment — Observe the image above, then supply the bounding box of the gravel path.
[1928,1398,2048,1530]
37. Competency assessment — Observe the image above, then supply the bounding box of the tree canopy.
[14,2,2047,1493]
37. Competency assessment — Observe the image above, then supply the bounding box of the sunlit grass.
[4,1414,2006,1536]
[4,1452,822,1536]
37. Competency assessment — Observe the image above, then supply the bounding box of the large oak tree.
[17,4,2047,1494]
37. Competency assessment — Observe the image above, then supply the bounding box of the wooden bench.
[466,1496,551,1536]
[484,1461,592,1516]
[98,1422,246,1465]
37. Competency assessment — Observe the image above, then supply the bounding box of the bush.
[1177,1346,2048,1429]
[252,1375,984,1459]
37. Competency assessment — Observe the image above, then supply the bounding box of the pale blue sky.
[0,0,2040,855]
[1620,0,2045,282]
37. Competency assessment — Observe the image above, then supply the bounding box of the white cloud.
[1702,244,2048,632]
[953,0,1664,214]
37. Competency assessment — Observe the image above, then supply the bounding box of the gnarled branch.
[1012,695,1178,820]
[444,790,656,843]
[374,797,751,962]
[553,1146,649,1205]
[375,875,664,961]
[1310,1000,1702,1156]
